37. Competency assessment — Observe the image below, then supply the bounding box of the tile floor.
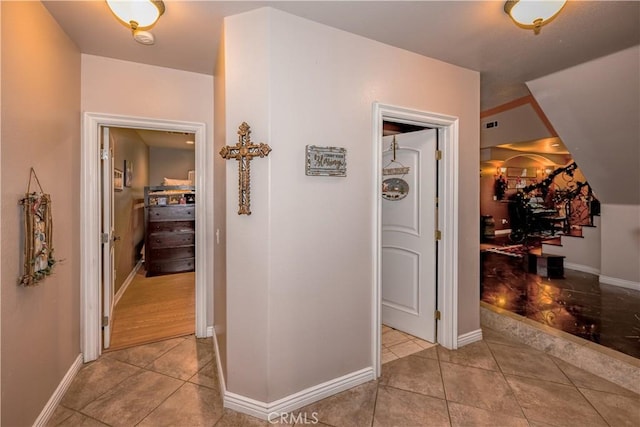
[481,250,640,358]
[381,324,437,364]
[47,328,639,426]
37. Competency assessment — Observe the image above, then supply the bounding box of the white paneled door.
[101,126,115,349]
[382,129,437,342]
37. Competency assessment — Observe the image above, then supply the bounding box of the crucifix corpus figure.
[220,122,272,215]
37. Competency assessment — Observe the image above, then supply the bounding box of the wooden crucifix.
[220,122,272,215]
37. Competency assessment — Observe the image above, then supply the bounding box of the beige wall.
[224,8,479,403]
[81,54,215,326]
[111,128,149,294]
[213,30,227,379]
[600,204,640,285]
[1,2,81,425]
[149,146,195,187]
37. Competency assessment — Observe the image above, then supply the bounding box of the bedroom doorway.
[104,126,197,351]
[82,113,209,362]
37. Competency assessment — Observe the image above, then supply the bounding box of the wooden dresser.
[144,186,195,277]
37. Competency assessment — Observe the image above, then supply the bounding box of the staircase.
[542,216,601,275]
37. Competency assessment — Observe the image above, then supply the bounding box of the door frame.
[372,103,459,377]
[81,112,209,362]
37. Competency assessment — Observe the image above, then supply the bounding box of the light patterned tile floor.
[47,329,639,426]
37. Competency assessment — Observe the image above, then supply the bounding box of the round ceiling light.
[504,0,567,35]
[106,0,165,30]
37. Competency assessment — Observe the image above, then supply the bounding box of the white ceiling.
[44,1,639,111]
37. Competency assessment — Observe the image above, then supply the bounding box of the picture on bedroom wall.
[124,160,133,187]
[114,168,124,191]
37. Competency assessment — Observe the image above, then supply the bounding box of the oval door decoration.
[382,177,410,201]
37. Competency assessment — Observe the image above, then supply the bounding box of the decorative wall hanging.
[220,122,272,215]
[305,145,347,177]
[124,160,133,187]
[114,168,124,191]
[18,168,56,286]
[382,136,410,201]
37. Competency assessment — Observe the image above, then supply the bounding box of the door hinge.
[435,230,442,240]
[435,150,443,160]
[102,316,109,327]
[435,310,441,320]
[100,148,109,160]
[101,232,109,244]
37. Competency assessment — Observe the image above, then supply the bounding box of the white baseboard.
[206,326,214,337]
[114,260,143,307]
[457,328,483,347]
[224,367,375,420]
[564,262,600,276]
[211,327,227,399]
[599,275,640,291]
[33,354,83,427]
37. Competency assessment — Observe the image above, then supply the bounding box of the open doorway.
[380,121,439,364]
[82,113,209,362]
[372,103,460,377]
[105,127,197,351]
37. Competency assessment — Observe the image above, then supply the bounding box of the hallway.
[47,328,638,426]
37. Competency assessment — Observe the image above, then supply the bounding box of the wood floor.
[107,267,195,351]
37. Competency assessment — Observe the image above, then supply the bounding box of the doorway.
[82,113,209,362]
[373,103,460,377]
[104,127,197,351]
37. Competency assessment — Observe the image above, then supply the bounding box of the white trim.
[33,354,83,427]
[599,275,640,291]
[224,368,375,420]
[212,328,227,397]
[457,329,483,347]
[82,112,210,362]
[495,229,511,236]
[372,103,460,378]
[113,260,143,307]
[206,326,214,337]
[564,262,600,276]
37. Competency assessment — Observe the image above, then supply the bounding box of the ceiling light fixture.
[504,0,566,35]
[106,0,165,45]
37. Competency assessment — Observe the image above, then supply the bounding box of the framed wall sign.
[306,145,347,177]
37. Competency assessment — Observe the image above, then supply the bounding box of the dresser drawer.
[147,220,194,233]
[147,231,195,248]
[148,206,195,221]
[146,257,195,276]
[148,246,195,261]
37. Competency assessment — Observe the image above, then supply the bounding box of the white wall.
[600,204,640,287]
[224,8,479,404]
[527,46,640,205]
[81,55,215,326]
[480,102,552,148]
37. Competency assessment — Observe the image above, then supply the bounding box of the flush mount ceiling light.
[504,0,567,35]
[106,0,165,45]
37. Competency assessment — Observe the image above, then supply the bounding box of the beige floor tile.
[104,336,186,367]
[481,328,526,348]
[54,412,109,426]
[382,324,393,334]
[381,330,411,347]
[45,405,76,426]
[139,382,223,427]
[381,347,399,364]
[579,387,640,427]
[448,401,529,427]
[189,360,221,389]
[412,346,438,360]
[214,408,269,426]
[505,375,608,426]
[437,341,499,371]
[488,341,571,384]
[551,356,639,397]
[295,381,377,427]
[61,357,140,410]
[388,340,423,358]
[373,385,449,427]
[380,355,445,399]
[412,338,437,349]
[146,337,214,380]
[440,361,523,417]
[81,370,183,426]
